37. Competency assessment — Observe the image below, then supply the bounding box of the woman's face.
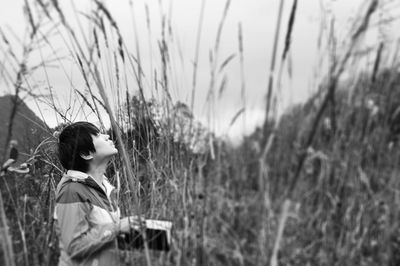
[91,133,118,161]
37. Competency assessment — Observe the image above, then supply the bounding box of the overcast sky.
[1,0,391,142]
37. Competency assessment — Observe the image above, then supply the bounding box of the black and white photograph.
[0,0,399,265]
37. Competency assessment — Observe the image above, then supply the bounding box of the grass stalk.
[262,0,285,146]
[1,176,29,266]
[238,22,246,134]
[190,0,206,112]
[0,190,15,266]
[281,0,298,62]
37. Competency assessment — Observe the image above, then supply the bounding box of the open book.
[118,219,172,251]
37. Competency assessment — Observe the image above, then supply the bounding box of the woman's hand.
[118,216,146,233]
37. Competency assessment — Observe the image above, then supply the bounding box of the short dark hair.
[58,122,100,172]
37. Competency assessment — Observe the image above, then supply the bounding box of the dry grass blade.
[371,42,384,83]
[263,0,285,145]
[36,0,52,20]
[94,0,120,36]
[205,0,231,116]
[229,107,245,128]
[0,191,15,266]
[214,0,231,55]
[74,89,97,115]
[75,53,106,129]
[190,0,206,112]
[218,53,236,73]
[50,0,66,25]
[238,22,246,129]
[23,0,37,39]
[93,28,101,58]
[270,199,290,266]
[282,0,298,61]
[351,0,378,41]
[218,75,228,98]
[0,28,19,63]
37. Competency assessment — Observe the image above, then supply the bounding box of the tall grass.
[2,0,400,265]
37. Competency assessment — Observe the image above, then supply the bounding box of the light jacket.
[54,170,122,266]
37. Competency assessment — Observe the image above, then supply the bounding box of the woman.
[54,122,141,266]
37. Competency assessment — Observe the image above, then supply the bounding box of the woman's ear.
[80,153,93,160]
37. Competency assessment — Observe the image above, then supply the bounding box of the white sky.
[1,0,395,142]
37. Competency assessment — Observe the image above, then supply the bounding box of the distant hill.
[0,95,50,162]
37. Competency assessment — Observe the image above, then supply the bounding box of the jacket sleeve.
[55,196,120,261]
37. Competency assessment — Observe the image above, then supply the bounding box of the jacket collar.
[64,170,114,198]
[66,170,90,180]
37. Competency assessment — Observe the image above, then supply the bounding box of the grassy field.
[1,0,400,265]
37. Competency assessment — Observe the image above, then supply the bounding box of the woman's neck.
[87,162,108,187]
